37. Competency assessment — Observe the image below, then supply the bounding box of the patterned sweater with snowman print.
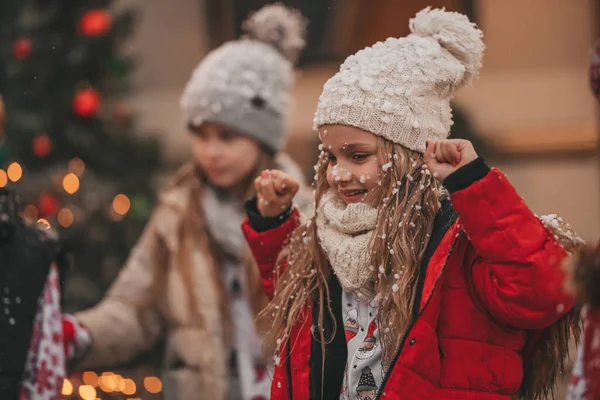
[340,292,384,400]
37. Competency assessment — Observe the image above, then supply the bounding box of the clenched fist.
[254,169,300,217]
[424,139,478,182]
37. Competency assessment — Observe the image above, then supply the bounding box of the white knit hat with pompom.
[181,3,306,152]
[313,7,484,153]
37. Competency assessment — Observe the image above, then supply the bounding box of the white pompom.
[409,7,484,87]
[242,3,307,63]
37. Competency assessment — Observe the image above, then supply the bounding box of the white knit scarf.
[201,184,247,259]
[316,190,379,300]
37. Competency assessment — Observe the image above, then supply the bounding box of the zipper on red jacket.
[373,231,462,400]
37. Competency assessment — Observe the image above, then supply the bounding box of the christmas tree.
[0,0,162,315]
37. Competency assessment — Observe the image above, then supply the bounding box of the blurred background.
[0,0,598,398]
[129,0,600,239]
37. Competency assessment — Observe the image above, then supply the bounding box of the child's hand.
[424,139,478,181]
[254,169,299,217]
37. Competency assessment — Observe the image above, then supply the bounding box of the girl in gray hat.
[65,4,311,400]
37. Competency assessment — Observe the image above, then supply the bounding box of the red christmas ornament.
[38,192,60,217]
[13,37,32,60]
[33,135,52,158]
[79,9,113,37]
[73,88,101,117]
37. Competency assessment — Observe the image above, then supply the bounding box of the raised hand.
[254,169,300,217]
[424,139,478,181]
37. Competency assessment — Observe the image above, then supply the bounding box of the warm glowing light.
[79,385,97,400]
[61,379,73,395]
[82,371,98,387]
[118,377,126,392]
[24,205,38,221]
[37,218,50,229]
[121,378,136,395]
[112,194,130,215]
[7,162,22,182]
[144,377,162,394]
[98,372,119,393]
[0,170,7,188]
[69,157,85,176]
[108,375,119,392]
[98,375,110,392]
[62,172,80,194]
[58,208,74,228]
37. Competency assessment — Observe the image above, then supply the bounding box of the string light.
[79,385,96,400]
[7,162,22,182]
[98,374,111,393]
[121,378,136,395]
[98,372,118,392]
[112,194,130,215]
[37,218,50,229]
[82,371,98,387]
[144,377,162,394]
[58,208,74,228]
[61,379,73,395]
[0,170,6,187]
[68,157,85,176]
[62,172,80,194]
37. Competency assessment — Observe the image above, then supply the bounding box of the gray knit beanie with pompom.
[181,3,306,152]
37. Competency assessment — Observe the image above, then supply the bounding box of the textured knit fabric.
[316,190,378,300]
[313,7,484,153]
[180,4,306,152]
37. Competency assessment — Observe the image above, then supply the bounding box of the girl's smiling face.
[319,124,381,205]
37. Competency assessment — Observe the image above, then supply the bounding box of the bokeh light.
[68,157,85,176]
[58,208,74,228]
[62,172,80,194]
[0,169,7,187]
[79,385,97,400]
[144,376,162,394]
[37,218,50,229]
[112,194,130,215]
[82,371,98,387]
[61,379,73,395]
[7,162,22,182]
[121,378,136,395]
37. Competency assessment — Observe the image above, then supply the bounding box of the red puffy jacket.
[242,165,574,400]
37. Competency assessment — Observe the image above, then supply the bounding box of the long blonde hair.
[258,136,581,399]
[260,137,441,364]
